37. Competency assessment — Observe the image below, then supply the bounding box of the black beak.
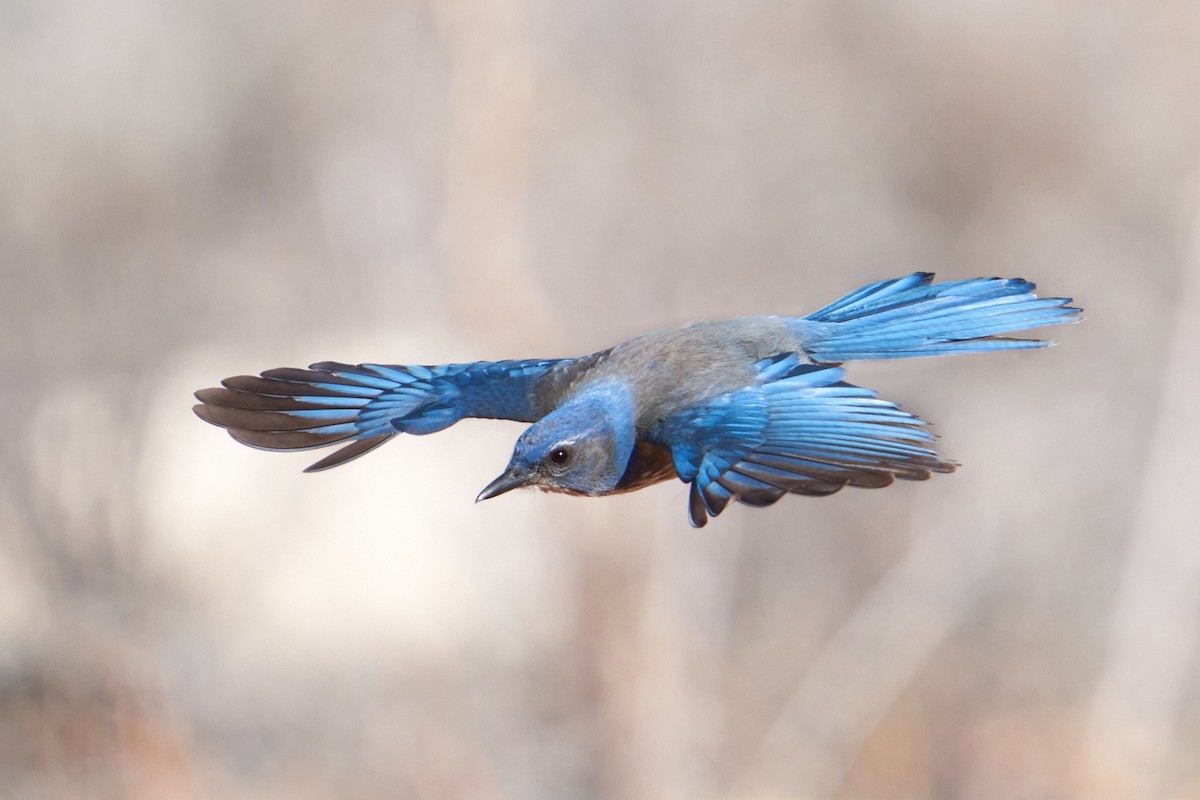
[475,465,532,502]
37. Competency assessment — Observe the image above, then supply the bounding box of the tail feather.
[801,273,1081,363]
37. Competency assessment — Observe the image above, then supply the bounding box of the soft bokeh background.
[4,1,1199,798]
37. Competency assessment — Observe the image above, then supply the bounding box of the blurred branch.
[628,515,745,800]
[0,376,206,798]
[430,0,560,352]
[1078,177,1200,800]
[729,488,1013,797]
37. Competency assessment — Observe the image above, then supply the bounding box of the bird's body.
[591,317,799,420]
[194,273,1080,526]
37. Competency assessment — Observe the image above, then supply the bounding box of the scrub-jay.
[194,272,1079,526]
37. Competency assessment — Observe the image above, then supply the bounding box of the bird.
[193,272,1080,527]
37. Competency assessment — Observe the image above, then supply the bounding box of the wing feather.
[194,358,589,471]
[660,359,956,527]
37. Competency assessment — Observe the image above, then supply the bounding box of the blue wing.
[659,355,957,527]
[194,358,593,472]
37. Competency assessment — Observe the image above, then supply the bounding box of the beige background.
[3,1,1199,798]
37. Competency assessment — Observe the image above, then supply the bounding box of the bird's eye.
[549,447,570,465]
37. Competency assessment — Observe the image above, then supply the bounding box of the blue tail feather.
[799,273,1081,363]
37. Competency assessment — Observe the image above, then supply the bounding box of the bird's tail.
[798,272,1081,363]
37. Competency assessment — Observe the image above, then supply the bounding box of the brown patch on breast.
[612,440,678,493]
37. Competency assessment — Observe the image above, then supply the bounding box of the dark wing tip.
[688,483,709,528]
[226,428,354,451]
[303,435,393,472]
[193,401,221,426]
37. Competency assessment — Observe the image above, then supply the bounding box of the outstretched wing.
[193,357,595,472]
[659,356,957,527]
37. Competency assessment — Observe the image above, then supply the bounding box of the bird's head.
[477,383,636,500]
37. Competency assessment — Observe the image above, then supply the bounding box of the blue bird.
[193,273,1080,527]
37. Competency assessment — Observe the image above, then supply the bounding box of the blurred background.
[3,1,1199,798]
